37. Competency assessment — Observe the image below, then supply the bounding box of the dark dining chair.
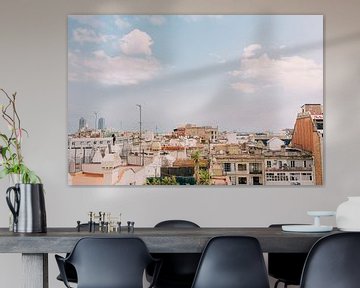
[191,236,270,288]
[300,232,360,288]
[147,220,201,288]
[56,262,77,284]
[55,237,161,288]
[56,223,99,284]
[268,224,308,288]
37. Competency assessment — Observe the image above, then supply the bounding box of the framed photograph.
[67,15,323,186]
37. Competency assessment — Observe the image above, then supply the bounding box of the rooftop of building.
[173,159,208,167]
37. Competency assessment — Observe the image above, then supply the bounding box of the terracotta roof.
[173,159,208,167]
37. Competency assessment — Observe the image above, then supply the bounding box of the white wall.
[0,0,360,287]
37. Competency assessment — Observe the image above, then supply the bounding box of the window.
[290,173,300,181]
[266,173,275,181]
[301,173,313,181]
[266,173,288,182]
[238,177,247,184]
[266,161,271,168]
[249,163,262,173]
[253,176,261,185]
[315,120,323,130]
[278,173,288,181]
[224,163,231,172]
[237,163,247,171]
[303,161,307,168]
[279,161,283,168]
[290,160,295,168]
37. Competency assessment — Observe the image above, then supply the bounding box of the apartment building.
[291,104,323,185]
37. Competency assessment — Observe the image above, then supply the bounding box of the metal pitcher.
[6,183,47,233]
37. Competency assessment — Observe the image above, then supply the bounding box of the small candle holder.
[307,211,336,227]
[282,211,336,232]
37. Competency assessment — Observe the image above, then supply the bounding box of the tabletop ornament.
[282,211,336,232]
[76,211,135,233]
[0,89,46,233]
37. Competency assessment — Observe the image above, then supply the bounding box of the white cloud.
[231,45,323,95]
[147,15,166,26]
[231,82,256,94]
[119,29,153,56]
[69,50,161,86]
[73,27,115,44]
[114,16,131,29]
[242,44,262,58]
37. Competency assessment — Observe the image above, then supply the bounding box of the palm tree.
[198,169,211,185]
[161,176,178,185]
[191,150,201,184]
[146,176,178,185]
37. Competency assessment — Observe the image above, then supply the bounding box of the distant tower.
[94,112,98,130]
[79,117,86,130]
[98,118,105,130]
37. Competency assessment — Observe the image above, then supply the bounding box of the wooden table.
[0,227,338,288]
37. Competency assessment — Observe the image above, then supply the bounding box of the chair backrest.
[67,237,154,288]
[191,236,270,288]
[151,220,201,286]
[155,220,200,228]
[300,232,360,288]
[268,224,308,285]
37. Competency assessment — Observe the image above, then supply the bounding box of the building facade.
[174,124,218,143]
[291,104,323,185]
[211,153,264,185]
[263,148,314,185]
[211,144,315,186]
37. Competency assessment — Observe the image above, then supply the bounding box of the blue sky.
[68,15,323,133]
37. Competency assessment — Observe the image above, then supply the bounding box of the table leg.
[22,253,48,288]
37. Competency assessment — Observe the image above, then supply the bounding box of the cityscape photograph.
[67,15,323,186]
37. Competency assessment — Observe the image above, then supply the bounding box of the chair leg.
[274,280,290,288]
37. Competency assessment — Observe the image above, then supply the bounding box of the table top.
[0,227,340,254]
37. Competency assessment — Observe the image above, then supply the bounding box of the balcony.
[265,167,312,172]
[249,169,263,174]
